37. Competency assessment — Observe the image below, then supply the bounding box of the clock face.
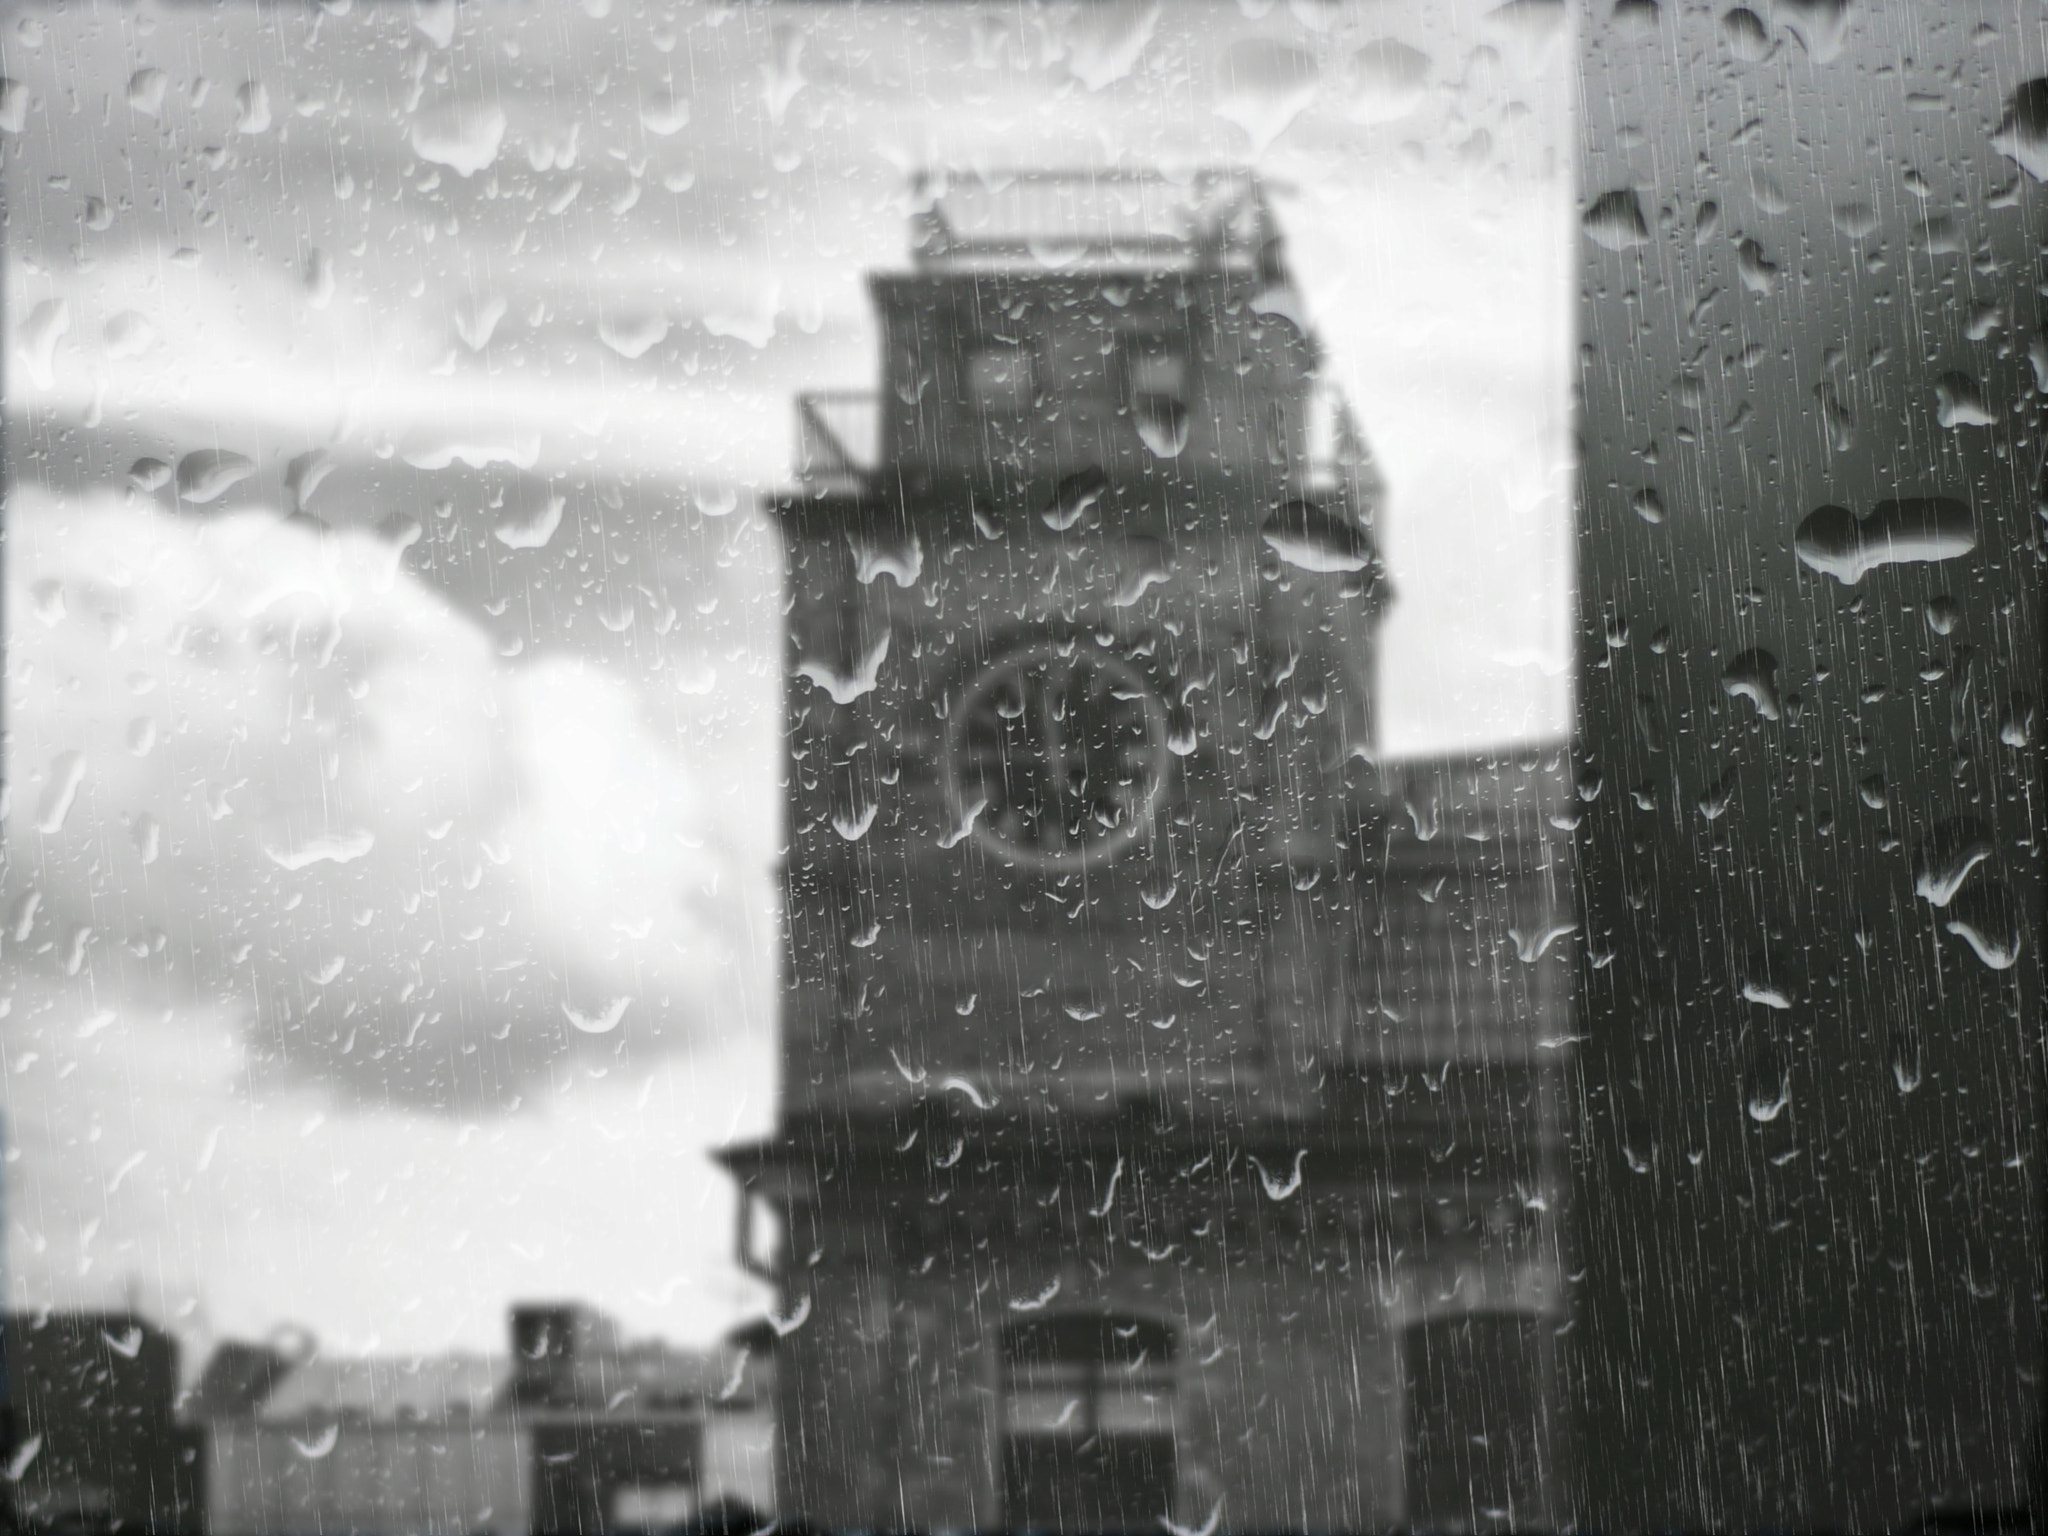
[943,641,1172,873]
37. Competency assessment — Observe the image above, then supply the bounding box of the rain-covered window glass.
[2,0,2041,1533]
[967,342,1039,415]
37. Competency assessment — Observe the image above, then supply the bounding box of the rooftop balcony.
[792,377,1381,507]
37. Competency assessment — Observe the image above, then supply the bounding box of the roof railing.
[909,167,1282,276]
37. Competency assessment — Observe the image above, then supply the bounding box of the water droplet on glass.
[1923,595,1960,635]
[1793,498,1975,584]
[694,484,740,519]
[561,997,632,1035]
[1749,168,1789,214]
[130,813,160,865]
[1735,237,1778,295]
[285,450,335,514]
[175,450,255,505]
[1776,0,1849,63]
[1912,817,1991,908]
[0,79,27,135]
[1249,1150,1307,1201]
[409,101,507,178]
[412,0,457,47]
[127,68,167,117]
[1260,499,1374,573]
[848,529,923,587]
[1612,0,1660,32]
[1135,398,1191,458]
[235,80,272,134]
[1008,1276,1063,1313]
[1482,0,1567,73]
[1167,719,1198,757]
[493,494,565,551]
[1109,537,1175,607]
[1934,371,1995,429]
[1697,767,1736,822]
[1944,884,2022,970]
[599,312,670,360]
[1509,921,1576,963]
[303,249,335,310]
[1404,797,1442,840]
[1345,39,1429,124]
[1991,79,2048,182]
[1814,380,1854,451]
[128,457,171,492]
[1999,697,2035,748]
[455,294,508,351]
[1720,648,1781,721]
[796,633,890,705]
[639,90,690,137]
[1857,773,1887,810]
[104,311,157,360]
[1634,693,1669,754]
[1629,488,1665,524]
[831,800,879,842]
[17,297,70,389]
[1830,201,1878,237]
[1043,469,1107,531]
[35,750,86,835]
[290,1424,340,1461]
[1741,980,1792,1011]
[1139,870,1179,910]
[1064,1,1159,90]
[1213,37,1320,152]
[1745,1074,1792,1123]
[1582,188,1650,252]
[1720,7,1771,61]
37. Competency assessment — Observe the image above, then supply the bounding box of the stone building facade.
[721,171,1570,1533]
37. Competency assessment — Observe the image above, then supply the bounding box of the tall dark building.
[720,170,1570,1532]
[6,1310,203,1532]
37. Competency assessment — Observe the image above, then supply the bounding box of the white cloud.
[5,488,767,1115]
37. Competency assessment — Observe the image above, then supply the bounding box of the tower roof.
[909,167,1283,277]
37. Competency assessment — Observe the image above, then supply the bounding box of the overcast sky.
[1,0,1571,1361]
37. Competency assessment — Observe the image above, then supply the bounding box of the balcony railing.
[793,379,1384,511]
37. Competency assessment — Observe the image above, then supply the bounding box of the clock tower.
[721,171,1571,1533]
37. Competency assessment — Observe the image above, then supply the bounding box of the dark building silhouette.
[720,170,1570,1532]
[4,1310,203,1533]
[190,1305,773,1536]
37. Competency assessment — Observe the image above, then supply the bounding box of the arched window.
[1000,1312,1177,1533]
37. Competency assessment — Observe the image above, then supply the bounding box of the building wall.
[701,1405,775,1515]
[773,1163,1557,1532]
[203,1420,528,1536]
[6,1311,202,1532]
